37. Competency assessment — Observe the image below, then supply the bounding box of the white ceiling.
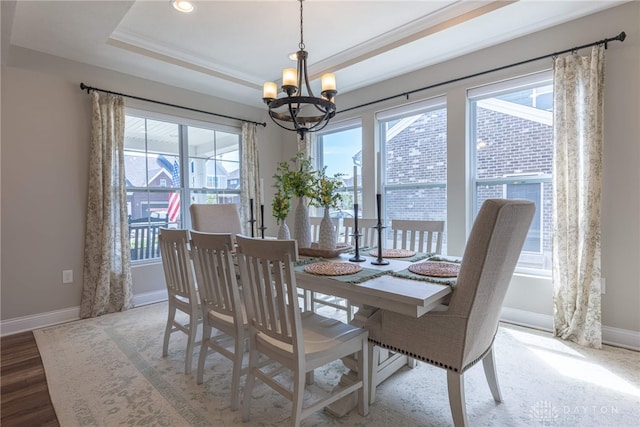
[4,1,627,109]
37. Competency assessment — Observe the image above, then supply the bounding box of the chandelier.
[262,0,337,140]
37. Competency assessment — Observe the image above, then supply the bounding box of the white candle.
[262,82,277,99]
[321,73,336,91]
[353,166,358,203]
[377,151,382,194]
[259,178,264,205]
[282,68,297,87]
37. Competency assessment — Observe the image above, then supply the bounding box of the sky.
[320,127,362,177]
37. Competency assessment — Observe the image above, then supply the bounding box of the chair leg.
[196,323,211,385]
[291,368,306,427]
[162,303,176,357]
[305,370,314,385]
[447,370,468,427]
[242,347,259,422]
[368,343,380,404]
[184,313,198,375]
[358,338,369,416]
[307,290,314,312]
[230,336,244,411]
[407,357,418,368]
[482,347,503,403]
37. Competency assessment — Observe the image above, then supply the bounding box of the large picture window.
[469,71,553,272]
[124,110,241,261]
[377,97,448,252]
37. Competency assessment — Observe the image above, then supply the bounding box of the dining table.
[294,250,457,416]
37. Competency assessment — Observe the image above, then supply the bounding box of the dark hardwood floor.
[1,331,59,426]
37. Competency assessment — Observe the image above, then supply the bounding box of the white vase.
[318,207,337,250]
[277,221,291,240]
[294,198,311,248]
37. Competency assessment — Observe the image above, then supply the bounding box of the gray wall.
[1,48,285,320]
[1,3,638,340]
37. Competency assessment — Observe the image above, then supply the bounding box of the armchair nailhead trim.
[368,338,459,372]
[368,334,497,374]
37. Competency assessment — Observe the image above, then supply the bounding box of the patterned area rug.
[34,302,640,426]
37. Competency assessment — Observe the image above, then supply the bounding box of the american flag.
[167,160,180,222]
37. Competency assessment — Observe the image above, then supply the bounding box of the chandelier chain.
[299,0,305,50]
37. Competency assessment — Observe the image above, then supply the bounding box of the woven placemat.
[304,262,363,276]
[408,261,460,277]
[369,248,416,258]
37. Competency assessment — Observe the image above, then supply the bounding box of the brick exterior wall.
[383,105,552,266]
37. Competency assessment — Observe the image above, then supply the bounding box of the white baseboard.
[133,290,168,307]
[0,290,168,337]
[501,307,554,332]
[501,307,640,351]
[602,325,640,351]
[0,306,80,337]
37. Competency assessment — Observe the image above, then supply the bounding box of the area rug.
[34,302,640,426]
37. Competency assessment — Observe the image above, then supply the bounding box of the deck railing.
[128,216,168,261]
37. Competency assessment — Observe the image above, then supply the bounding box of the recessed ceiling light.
[172,0,194,13]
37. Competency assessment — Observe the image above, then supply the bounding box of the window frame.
[124,108,242,263]
[376,96,448,251]
[468,70,553,275]
[315,118,363,214]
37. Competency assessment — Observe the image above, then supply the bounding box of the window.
[316,119,362,217]
[124,110,241,261]
[469,71,553,272]
[377,97,448,252]
[187,125,240,205]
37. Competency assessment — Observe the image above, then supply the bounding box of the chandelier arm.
[287,101,303,132]
[300,54,317,99]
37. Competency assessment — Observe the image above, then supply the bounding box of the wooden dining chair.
[159,228,200,375]
[190,231,247,410]
[365,199,535,426]
[310,215,340,243]
[390,219,444,254]
[342,217,378,247]
[235,235,369,426]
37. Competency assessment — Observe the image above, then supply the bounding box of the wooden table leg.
[325,305,412,417]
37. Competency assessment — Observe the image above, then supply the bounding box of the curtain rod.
[79,83,267,128]
[338,31,626,115]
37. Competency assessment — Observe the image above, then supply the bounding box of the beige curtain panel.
[80,91,133,318]
[552,45,605,348]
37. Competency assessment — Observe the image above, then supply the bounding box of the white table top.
[295,253,452,318]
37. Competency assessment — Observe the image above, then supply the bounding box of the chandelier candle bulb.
[263,82,277,100]
[321,73,336,92]
[282,68,298,88]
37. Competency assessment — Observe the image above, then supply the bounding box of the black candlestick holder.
[248,198,256,237]
[349,203,366,262]
[258,204,267,239]
[371,193,389,265]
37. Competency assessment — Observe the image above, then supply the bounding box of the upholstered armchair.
[366,199,535,426]
[189,203,242,239]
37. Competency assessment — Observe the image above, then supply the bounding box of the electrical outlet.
[601,277,606,294]
[62,270,73,284]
